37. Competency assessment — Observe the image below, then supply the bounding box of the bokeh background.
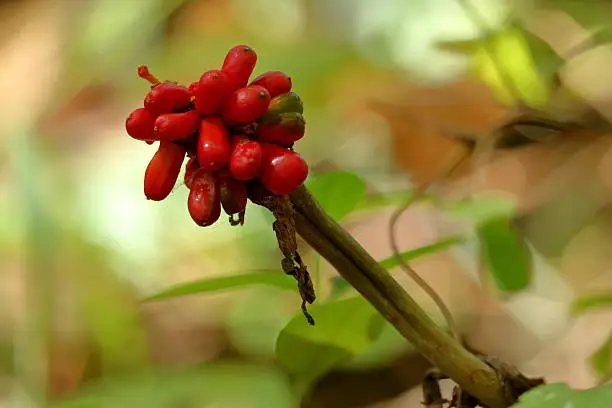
[3,0,612,407]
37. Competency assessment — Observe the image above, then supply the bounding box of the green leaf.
[275,296,384,394]
[591,331,612,381]
[571,293,612,315]
[306,171,367,221]
[443,194,530,292]
[355,190,417,211]
[510,382,612,408]
[478,216,531,292]
[378,236,465,269]
[328,236,465,299]
[477,26,551,108]
[440,25,552,108]
[143,272,296,301]
[518,26,565,84]
[442,194,517,223]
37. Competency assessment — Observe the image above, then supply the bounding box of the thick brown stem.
[288,186,507,408]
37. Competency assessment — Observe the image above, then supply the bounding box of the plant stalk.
[289,186,506,408]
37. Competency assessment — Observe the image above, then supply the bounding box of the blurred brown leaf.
[368,80,511,185]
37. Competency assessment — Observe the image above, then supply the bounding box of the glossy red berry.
[259,143,308,195]
[184,156,200,189]
[153,110,200,142]
[255,112,305,145]
[188,81,199,97]
[188,169,221,226]
[228,136,262,181]
[249,71,292,98]
[196,117,231,172]
[144,82,192,116]
[223,85,271,124]
[219,172,247,215]
[126,107,155,141]
[144,142,186,201]
[194,70,233,115]
[222,45,258,90]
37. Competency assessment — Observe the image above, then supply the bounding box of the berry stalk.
[137,65,161,86]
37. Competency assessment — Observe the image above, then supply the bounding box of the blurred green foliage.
[6,0,612,406]
[51,363,298,408]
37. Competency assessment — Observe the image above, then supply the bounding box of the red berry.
[144,82,192,116]
[188,81,199,96]
[153,110,200,142]
[196,117,231,172]
[184,156,200,189]
[219,172,247,215]
[255,112,305,145]
[194,70,233,115]
[188,169,221,226]
[144,142,186,201]
[223,85,271,124]
[259,143,308,195]
[228,136,262,181]
[126,107,155,141]
[222,45,258,90]
[249,71,292,98]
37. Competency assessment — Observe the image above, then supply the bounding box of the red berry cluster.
[125,45,309,227]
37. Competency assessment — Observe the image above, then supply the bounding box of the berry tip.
[138,65,161,85]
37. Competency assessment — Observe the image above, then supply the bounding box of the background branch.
[288,186,507,408]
